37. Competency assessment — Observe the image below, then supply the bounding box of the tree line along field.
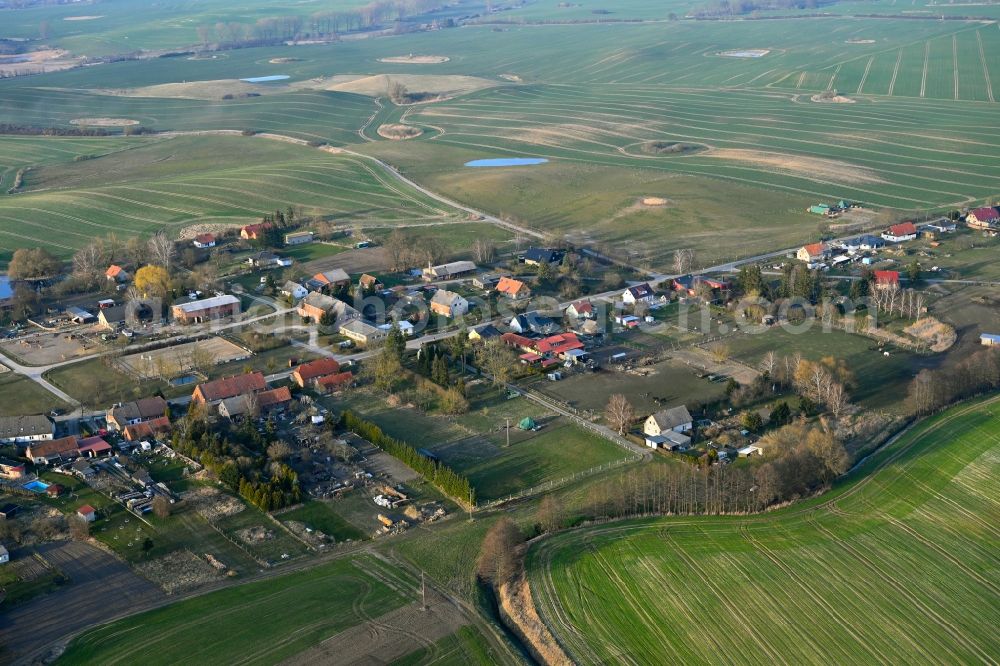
[0,134,454,255]
[526,395,1000,664]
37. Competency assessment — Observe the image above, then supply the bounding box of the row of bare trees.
[870,285,925,320]
[909,346,1000,415]
[195,0,452,48]
[757,351,854,418]
[383,228,447,272]
[577,419,848,521]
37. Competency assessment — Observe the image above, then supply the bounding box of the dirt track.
[0,541,165,664]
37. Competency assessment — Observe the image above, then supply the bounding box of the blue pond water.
[465,158,549,167]
[24,480,49,493]
[240,75,290,83]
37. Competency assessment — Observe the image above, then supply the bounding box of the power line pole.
[421,571,427,611]
[505,417,510,448]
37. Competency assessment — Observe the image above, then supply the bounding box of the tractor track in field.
[976,30,994,103]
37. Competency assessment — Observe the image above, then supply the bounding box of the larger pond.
[465,157,549,167]
[240,75,290,83]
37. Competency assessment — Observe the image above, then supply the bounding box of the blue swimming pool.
[24,480,49,493]
[240,75,290,83]
[465,158,549,167]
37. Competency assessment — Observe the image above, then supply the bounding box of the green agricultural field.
[0,14,996,261]
[0,134,454,255]
[527,395,1000,664]
[59,554,415,665]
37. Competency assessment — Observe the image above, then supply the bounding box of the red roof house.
[291,358,341,387]
[77,505,96,522]
[495,277,531,300]
[105,265,130,283]
[193,233,217,248]
[874,270,900,289]
[967,206,1000,229]
[240,223,273,240]
[123,416,172,442]
[883,222,918,241]
[77,436,112,458]
[315,371,354,393]
[192,372,267,405]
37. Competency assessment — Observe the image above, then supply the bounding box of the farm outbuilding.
[518,417,537,430]
[981,333,1000,346]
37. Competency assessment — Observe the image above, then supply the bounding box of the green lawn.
[277,500,365,543]
[44,357,165,408]
[463,422,629,503]
[59,554,414,665]
[0,373,68,416]
[527,395,1000,664]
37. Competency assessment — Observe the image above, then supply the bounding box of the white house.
[378,321,415,336]
[0,545,8,565]
[738,445,763,458]
[429,290,470,318]
[281,281,308,301]
[0,415,54,444]
[881,222,918,243]
[644,430,691,451]
[192,233,216,249]
[643,405,693,437]
[622,283,655,306]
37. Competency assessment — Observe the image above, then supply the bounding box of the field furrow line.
[953,35,960,101]
[807,516,990,662]
[920,41,930,97]
[661,530,787,665]
[737,523,893,664]
[827,64,841,91]
[976,31,995,103]
[888,49,902,96]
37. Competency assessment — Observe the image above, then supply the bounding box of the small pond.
[465,157,549,167]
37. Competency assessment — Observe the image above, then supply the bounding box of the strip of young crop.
[526,396,1000,664]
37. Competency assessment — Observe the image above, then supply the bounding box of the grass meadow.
[527,395,1000,664]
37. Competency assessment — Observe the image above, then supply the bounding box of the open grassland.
[527,395,1000,664]
[0,134,453,255]
[58,554,414,665]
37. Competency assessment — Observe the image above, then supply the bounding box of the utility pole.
[505,417,510,448]
[421,571,427,611]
